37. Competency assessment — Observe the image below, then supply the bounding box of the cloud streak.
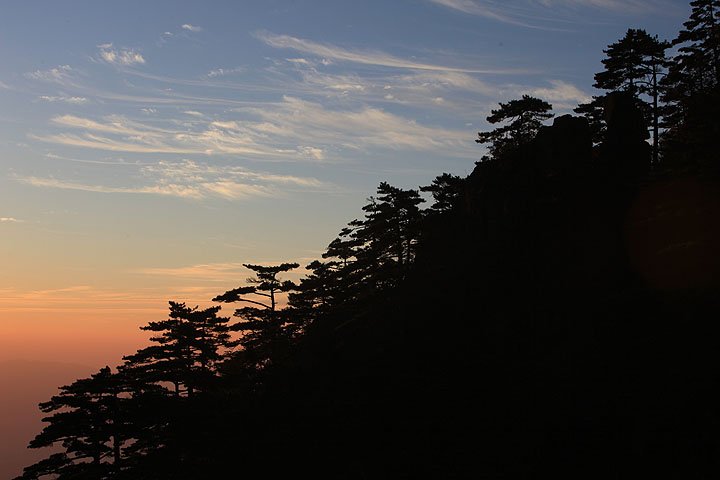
[138,260,306,285]
[428,0,675,27]
[98,44,146,66]
[207,67,245,78]
[34,96,474,159]
[244,96,472,153]
[38,95,89,104]
[25,65,78,86]
[139,262,249,282]
[18,159,327,201]
[527,79,590,108]
[256,31,527,74]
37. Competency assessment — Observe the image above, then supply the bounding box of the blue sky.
[0,0,689,362]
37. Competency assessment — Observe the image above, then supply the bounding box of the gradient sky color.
[0,1,691,474]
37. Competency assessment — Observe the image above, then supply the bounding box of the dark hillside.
[199,96,720,479]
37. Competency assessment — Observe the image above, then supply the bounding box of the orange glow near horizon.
[0,278,299,366]
[0,287,226,366]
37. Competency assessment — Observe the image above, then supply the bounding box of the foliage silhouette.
[16,367,161,479]
[213,263,299,371]
[122,302,235,397]
[662,0,720,165]
[476,94,553,161]
[577,28,670,163]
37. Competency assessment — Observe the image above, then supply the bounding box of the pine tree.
[573,96,606,144]
[577,28,670,163]
[420,173,464,213]
[662,1,720,127]
[122,302,236,397]
[677,0,720,88]
[16,367,141,479]
[290,183,425,319]
[657,0,720,165]
[476,95,553,160]
[213,263,299,370]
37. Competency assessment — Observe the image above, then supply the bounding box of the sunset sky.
[0,1,692,475]
[0,0,688,374]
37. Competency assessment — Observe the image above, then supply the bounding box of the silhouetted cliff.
[195,97,720,479]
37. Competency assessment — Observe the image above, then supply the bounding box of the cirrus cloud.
[33,96,475,159]
[38,95,89,104]
[255,31,527,74]
[97,44,146,66]
[17,159,327,201]
[428,0,677,28]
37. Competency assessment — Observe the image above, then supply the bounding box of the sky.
[0,0,691,474]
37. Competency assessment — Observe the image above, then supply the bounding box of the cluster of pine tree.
[17,2,720,478]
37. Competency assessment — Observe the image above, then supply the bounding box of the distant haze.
[0,360,95,479]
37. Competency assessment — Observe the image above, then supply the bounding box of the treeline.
[17,2,720,478]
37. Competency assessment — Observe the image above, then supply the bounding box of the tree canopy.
[577,28,670,162]
[476,95,553,160]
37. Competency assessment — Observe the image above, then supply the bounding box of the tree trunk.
[113,433,121,466]
[652,62,660,165]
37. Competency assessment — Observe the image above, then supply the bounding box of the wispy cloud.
[427,0,539,27]
[25,65,77,85]
[139,262,249,282]
[254,58,585,113]
[51,114,170,137]
[35,113,295,157]
[38,95,89,104]
[0,285,181,312]
[44,152,145,166]
[19,176,219,199]
[428,0,674,27]
[526,80,590,109]
[253,58,503,113]
[34,97,474,159]
[207,67,245,77]
[533,0,668,12]
[97,43,146,66]
[18,159,327,201]
[30,285,93,295]
[0,217,22,223]
[243,96,473,153]
[256,31,527,74]
[181,24,202,32]
[138,260,306,285]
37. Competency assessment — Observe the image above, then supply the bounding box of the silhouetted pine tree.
[476,95,553,161]
[288,226,362,323]
[577,29,670,163]
[213,263,299,371]
[420,173,464,213]
[661,0,720,164]
[16,367,143,479]
[673,0,720,89]
[573,96,606,144]
[289,182,424,329]
[356,183,424,274]
[122,302,236,397]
